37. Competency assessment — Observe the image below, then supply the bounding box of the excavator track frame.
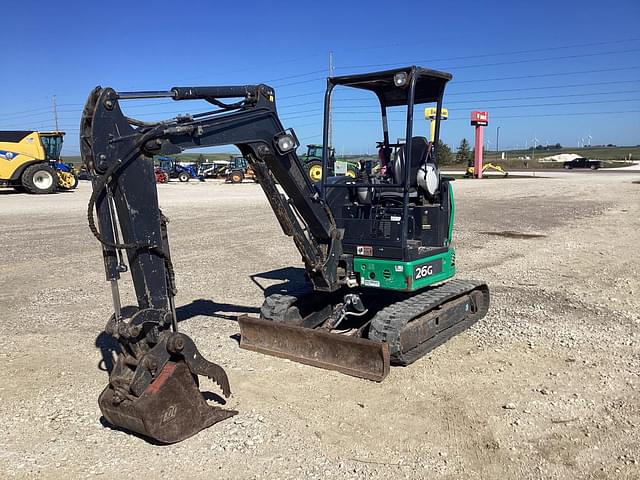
[238,279,489,381]
[369,279,490,365]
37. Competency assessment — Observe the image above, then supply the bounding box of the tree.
[435,140,454,165]
[455,138,472,166]
[470,147,483,162]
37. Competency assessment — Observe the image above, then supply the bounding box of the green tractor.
[300,144,359,182]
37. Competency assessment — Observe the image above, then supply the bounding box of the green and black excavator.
[80,65,490,444]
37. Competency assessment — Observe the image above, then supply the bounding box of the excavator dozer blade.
[238,315,390,382]
[99,361,237,444]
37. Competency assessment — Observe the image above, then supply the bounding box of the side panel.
[354,248,456,292]
[0,132,45,180]
[448,181,455,242]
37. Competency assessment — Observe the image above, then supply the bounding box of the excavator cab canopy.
[328,66,452,107]
[320,66,452,197]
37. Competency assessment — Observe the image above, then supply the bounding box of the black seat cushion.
[390,136,429,187]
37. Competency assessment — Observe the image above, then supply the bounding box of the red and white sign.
[470,111,489,126]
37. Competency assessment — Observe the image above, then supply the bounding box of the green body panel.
[448,182,455,242]
[354,249,456,292]
[354,180,457,292]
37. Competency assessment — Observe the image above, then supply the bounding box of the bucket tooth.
[238,315,390,382]
[99,361,237,444]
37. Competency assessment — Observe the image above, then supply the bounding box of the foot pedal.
[99,361,237,444]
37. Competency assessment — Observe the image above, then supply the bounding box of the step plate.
[238,315,390,382]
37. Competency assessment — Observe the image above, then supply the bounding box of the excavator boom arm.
[81,84,343,296]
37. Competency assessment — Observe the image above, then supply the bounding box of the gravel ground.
[0,171,639,479]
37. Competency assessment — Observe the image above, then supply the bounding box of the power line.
[445,47,640,71]
[336,38,640,70]
[279,90,324,100]
[56,109,640,151]
[4,79,640,128]
[267,69,327,84]
[4,70,639,122]
[437,89,640,105]
[456,65,640,83]
[272,48,640,87]
[5,88,640,127]
[447,79,640,96]
[294,88,640,109]
[327,109,640,123]
[4,91,639,127]
[272,76,326,88]
[278,92,640,118]
[448,109,640,121]
[326,98,640,115]
[277,76,640,105]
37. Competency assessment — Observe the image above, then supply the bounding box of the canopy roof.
[329,66,452,107]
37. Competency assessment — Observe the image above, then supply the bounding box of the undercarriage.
[240,279,489,381]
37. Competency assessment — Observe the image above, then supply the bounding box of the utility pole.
[52,95,59,131]
[327,51,334,149]
[496,126,500,161]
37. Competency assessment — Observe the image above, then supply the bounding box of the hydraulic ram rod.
[116,86,259,101]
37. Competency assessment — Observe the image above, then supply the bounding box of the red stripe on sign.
[145,362,177,394]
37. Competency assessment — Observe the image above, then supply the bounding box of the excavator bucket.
[97,330,237,444]
[238,315,390,382]
[99,361,236,444]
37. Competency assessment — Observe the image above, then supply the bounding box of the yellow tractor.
[0,130,77,193]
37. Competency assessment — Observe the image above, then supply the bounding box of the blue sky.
[1,0,639,155]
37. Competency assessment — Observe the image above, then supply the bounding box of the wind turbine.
[531,136,539,160]
[587,134,592,147]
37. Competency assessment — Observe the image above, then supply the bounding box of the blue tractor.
[157,156,204,182]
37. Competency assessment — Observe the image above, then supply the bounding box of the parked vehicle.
[154,166,169,183]
[157,156,204,182]
[202,160,230,178]
[0,130,78,193]
[51,160,79,190]
[78,166,92,181]
[300,144,359,182]
[563,158,601,170]
[225,156,256,183]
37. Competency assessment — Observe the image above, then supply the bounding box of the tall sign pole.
[424,107,448,142]
[470,111,489,179]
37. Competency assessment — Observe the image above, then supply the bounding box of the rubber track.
[368,279,490,365]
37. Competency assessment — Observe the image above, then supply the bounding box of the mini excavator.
[81,66,489,444]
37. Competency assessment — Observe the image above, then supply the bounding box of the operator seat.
[383,136,438,201]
